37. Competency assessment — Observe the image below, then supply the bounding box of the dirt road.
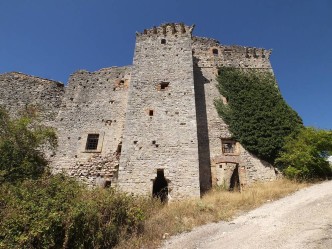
[162,181,332,249]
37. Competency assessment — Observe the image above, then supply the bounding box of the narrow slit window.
[149,110,154,116]
[85,134,99,150]
[116,143,122,156]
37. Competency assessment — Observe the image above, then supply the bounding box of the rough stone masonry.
[0,23,277,200]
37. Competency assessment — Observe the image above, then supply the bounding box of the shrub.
[0,175,146,249]
[276,127,332,180]
[0,106,57,183]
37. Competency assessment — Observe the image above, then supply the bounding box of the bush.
[276,127,332,180]
[215,67,303,164]
[0,175,146,249]
[0,106,57,183]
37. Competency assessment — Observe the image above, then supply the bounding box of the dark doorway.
[229,165,240,191]
[153,169,168,202]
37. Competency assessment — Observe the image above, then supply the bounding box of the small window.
[161,39,166,44]
[149,110,154,116]
[116,143,122,153]
[212,49,219,56]
[85,134,99,150]
[222,141,236,154]
[160,82,169,90]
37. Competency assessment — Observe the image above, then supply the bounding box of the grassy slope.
[117,179,307,249]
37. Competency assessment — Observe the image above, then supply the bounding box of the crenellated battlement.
[222,45,272,59]
[136,23,195,37]
[192,35,272,69]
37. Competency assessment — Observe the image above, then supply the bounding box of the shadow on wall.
[193,56,212,194]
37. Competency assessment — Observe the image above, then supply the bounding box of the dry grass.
[116,179,307,249]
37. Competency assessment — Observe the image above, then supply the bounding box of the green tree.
[0,106,57,183]
[276,127,332,180]
[215,67,303,164]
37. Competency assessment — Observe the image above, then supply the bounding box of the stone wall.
[192,36,276,188]
[118,23,201,199]
[0,72,64,121]
[50,66,131,186]
[69,152,120,187]
[192,36,272,69]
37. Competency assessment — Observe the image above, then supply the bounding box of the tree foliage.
[0,106,57,183]
[215,67,303,164]
[276,127,332,180]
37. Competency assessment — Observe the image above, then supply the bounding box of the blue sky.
[0,0,331,129]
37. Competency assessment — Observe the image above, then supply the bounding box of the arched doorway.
[153,169,168,202]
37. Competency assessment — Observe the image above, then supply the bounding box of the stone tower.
[118,23,201,199]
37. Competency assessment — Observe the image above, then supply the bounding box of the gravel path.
[162,181,332,249]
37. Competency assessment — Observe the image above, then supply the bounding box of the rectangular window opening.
[149,110,154,116]
[212,48,219,56]
[85,134,99,150]
[222,141,236,154]
[160,82,169,90]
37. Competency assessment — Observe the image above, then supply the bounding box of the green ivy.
[215,67,303,164]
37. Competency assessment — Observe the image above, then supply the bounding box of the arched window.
[212,48,219,56]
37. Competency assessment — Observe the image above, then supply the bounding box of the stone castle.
[0,23,277,199]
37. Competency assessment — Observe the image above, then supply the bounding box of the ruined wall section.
[192,37,272,69]
[0,72,64,121]
[51,67,130,186]
[118,23,201,199]
[192,37,276,185]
